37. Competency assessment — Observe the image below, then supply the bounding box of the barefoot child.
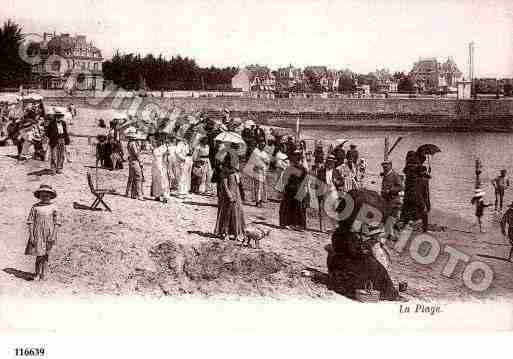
[471,188,490,233]
[25,184,61,280]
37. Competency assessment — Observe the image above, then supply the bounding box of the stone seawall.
[45,97,513,132]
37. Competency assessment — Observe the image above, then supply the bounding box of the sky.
[2,0,513,77]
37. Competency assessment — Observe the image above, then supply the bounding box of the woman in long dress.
[150,135,170,203]
[125,131,144,200]
[337,160,359,193]
[166,136,177,191]
[249,140,270,207]
[175,137,192,198]
[214,152,246,241]
[192,136,212,194]
[273,147,289,192]
[279,150,308,231]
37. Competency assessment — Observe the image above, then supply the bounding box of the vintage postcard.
[1,0,513,353]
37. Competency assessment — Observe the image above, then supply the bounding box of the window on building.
[51,60,60,72]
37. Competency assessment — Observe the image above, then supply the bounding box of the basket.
[355,281,380,303]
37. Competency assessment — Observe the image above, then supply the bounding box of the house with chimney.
[231,65,276,92]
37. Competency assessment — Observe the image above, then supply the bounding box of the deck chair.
[86,172,112,211]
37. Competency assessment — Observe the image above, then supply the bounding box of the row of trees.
[102,51,238,91]
[0,20,31,88]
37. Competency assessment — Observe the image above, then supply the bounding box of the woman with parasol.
[214,151,246,241]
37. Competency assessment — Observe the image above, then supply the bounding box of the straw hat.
[34,184,57,200]
[125,126,138,138]
[474,188,486,197]
[326,154,336,162]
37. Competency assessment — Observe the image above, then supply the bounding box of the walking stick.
[318,197,323,232]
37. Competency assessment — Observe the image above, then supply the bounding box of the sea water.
[301,128,513,222]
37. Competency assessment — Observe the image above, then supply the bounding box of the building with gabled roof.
[29,32,104,90]
[409,57,462,92]
[231,65,276,92]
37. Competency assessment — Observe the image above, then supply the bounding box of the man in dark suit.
[381,160,403,239]
[45,111,70,174]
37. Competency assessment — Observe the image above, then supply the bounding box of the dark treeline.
[102,51,239,91]
[0,20,31,88]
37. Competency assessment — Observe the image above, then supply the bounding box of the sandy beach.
[1,105,512,303]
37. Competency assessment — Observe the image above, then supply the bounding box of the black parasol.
[417,144,441,156]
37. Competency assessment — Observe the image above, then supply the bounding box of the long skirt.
[252,171,267,203]
[214,197,246,238]
[176,157,193,196]
[194,159,212,194]
[126,160,143,199]
[279,194,307,229]
[50,139,66,171]
[151,159,170,200]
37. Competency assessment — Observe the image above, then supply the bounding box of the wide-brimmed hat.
[326,154,336,162]
[34,184,57,199]
[381,160,392,166]
[474,188,486,197]
[125,126,138,138]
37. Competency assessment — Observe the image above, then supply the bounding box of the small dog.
[244,226,271,248]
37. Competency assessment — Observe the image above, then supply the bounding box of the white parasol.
[215,131,245,144]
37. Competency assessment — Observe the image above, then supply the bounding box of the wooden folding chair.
[86,172,112,211]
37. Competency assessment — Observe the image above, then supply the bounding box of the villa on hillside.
[28,32,104,90]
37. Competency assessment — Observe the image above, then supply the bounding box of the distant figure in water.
[471,188,490,233]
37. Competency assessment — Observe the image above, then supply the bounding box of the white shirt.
[326,168,334,188]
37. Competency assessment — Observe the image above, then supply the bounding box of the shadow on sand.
[27,169,55,176]
[3,268,35,281]
[182,201,217,208]
[187,230,219,239]
[477,254,512,263]
[72,202,102,211]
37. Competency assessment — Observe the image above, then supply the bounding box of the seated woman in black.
[326,188,399,301]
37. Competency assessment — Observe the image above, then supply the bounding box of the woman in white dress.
[249,140,270,207]
[150,135,170,203]
[337,160,359,193]
[192,136,212,194]
[175,137,192,198]
[273,148,289,193]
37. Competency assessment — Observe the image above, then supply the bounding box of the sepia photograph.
[1,0,513,356]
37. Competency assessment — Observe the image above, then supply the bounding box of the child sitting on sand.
[25,184,61,280]
[471,188,491,233]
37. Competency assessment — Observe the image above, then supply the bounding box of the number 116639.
[15,348,45,356]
